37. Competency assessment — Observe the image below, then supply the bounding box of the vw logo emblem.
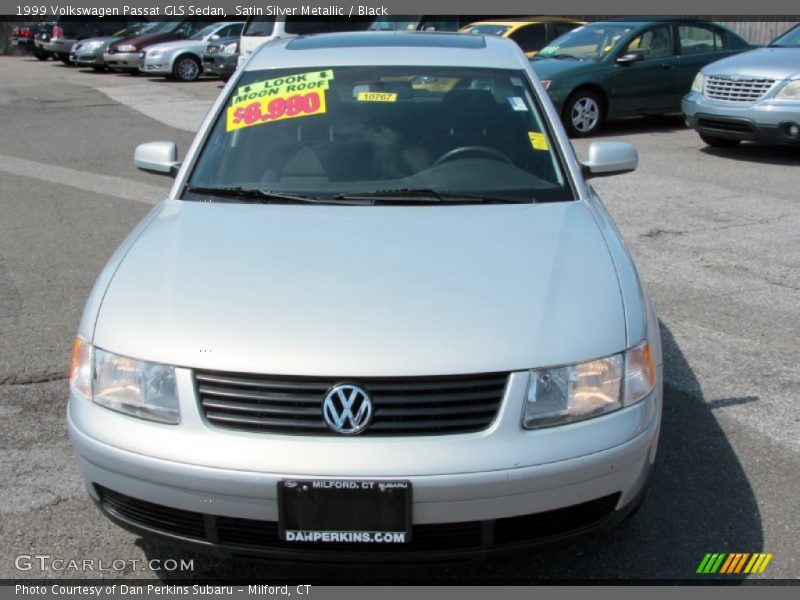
[322,383,373,435]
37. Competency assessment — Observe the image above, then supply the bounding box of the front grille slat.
[704,75,775,103]
[195,370,508,436]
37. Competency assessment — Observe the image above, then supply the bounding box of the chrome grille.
[704,75,775,102]
[195,370,508,436]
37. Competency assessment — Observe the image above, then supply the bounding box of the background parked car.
[531,18,754,136]
[43,15,146,64]
[8,22,42,54]
[70,22,160,71]
[238,16,371,66]
[460,17,584,57]
[33,22,55,60]
[203,35,240,81]
[140,21,244,82]
[105,19,218,74]
[683,24,800,147]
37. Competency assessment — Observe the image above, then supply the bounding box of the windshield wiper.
[333,188,531,204]
[185,186,354,205]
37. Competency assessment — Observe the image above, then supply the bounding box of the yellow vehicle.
[461,17,585,57]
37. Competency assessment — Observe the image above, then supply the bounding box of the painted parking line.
[0,153,168,204]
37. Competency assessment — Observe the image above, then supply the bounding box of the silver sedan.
[68,32,662,561]
[138,21,244,81]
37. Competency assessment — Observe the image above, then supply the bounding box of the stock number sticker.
[357,92,397,102]
[226,90,326,132]
[528,131,549,151]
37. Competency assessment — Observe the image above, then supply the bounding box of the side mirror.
[134,141,181,176]
[581,141,638,178]
[616,52,643,66]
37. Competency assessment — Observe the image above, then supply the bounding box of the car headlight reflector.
[222,41,238,55]
[116,44,136,52]
[522,342,655,429]
[691,72,704,93]
[147,48,164,57]
[82,40,104,51]
[70,338,179,424]
[775,79,800,99]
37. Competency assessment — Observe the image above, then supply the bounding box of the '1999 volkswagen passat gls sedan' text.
[68,32,662,562]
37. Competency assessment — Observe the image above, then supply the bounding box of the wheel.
[563,90,604,137]
[432,146,514,167]
[33,50,50,61]
[221,74,231,82]
[123,68,140,75]
[91,65,106,72]
[699,134,740,148]
[173,55,201,82]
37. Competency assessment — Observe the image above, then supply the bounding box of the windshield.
[369,16,421,31]
[147,20,181,34]
[114,22,159,37]
[185,66,572,203]
[462,24,513,37]
[190,23,221,41]
[243,17,276,36]
[538,24,634,60]
[770,24,800,47]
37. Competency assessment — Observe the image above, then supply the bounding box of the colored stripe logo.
[696,553,773,574]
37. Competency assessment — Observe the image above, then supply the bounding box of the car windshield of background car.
[538,24,634,60]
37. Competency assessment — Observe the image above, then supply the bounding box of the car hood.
[111,32,178,50]
[146,39,204,54]
[94,199,627,376]
[702,47,800,79]
[530,57,597,84]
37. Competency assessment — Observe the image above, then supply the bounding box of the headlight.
[82,40,104,51]
[147,48,164,57]
[116,44,136,52]
[775,79,800,99]
[522,342,655,429]
[221,41,238,55]
[691,72,705,93]
[69,337,180,424]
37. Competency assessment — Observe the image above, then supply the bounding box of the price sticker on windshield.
[226,90,327,132]
[528,131,549,151]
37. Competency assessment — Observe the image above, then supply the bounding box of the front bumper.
[70,48,104,66]
[683,92,800,145]
[202,52,238,78]
[68,367,661,560]
[45,39,74,55]
[103,51,140,69]
[139,52,173,75]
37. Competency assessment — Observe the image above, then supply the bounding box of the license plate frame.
[278,479,412,544]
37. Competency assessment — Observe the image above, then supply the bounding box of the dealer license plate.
[278,479,411,543]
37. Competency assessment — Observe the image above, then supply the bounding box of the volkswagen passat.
[68,32,662,562]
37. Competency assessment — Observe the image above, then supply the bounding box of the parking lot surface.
[0,56,798,581]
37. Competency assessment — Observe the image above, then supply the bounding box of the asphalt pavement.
[0,55,798,581]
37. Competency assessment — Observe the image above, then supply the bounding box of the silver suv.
[68,32,662,561]
[683,24,800,147]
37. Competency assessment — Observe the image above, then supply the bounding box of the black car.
[9,21,52,58]
[43,15,147,64]
[202,35,239,81]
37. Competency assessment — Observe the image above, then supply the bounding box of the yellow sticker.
[226,89,327,132]
[232,69,334,107]
[357,92,398,102]
[528,131,549,151]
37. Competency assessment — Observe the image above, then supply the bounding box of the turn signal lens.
[691,72,704,93]
[69,337,92,400]
[624,342,656,405]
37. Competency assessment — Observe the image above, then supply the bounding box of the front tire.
[33,50,50,61]
[699,133,740,148]
[563,90,604,137]
[91,65,106,72]
[173,55,201,82]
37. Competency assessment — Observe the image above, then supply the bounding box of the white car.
[139,21,244,81]
[69,32,662,562]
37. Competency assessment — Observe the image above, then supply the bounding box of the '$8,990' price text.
[228,91,324,131]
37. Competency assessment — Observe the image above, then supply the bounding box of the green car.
[531,19,754,136]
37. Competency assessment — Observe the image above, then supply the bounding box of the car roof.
[246,32,528,71]
[597,17,716,27]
